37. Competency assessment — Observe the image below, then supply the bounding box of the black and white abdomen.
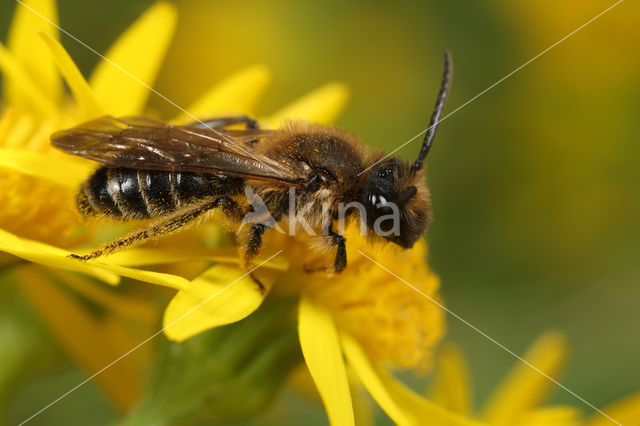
[77,167,242,219]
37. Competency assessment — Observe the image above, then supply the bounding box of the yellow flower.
[583,392,640,426]
[428,332,576,425]
[0,0,344,414]
[162,223,484,426]
[429,332,640,426]
[0,0,347,285]
[3,2,638,426]
[0,1,465,424]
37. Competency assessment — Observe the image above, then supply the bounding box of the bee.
[52,52,452,289]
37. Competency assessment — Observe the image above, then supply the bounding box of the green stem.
[114,300,301,426]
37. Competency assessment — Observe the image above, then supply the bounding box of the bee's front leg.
[244,223,268,261]
[240,222,272,293]
[304,231,347,274]
[329,231,347,273]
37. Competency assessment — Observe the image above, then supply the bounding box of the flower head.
[429,332,640,426]
[277,226,446,370]
[164,221,450,425]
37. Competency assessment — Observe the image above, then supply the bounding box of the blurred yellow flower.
[430,332,577,425]
[429,332,640,426]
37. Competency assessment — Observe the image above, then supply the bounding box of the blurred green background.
[1,0,639,424]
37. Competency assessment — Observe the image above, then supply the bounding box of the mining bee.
[52,52,452,289]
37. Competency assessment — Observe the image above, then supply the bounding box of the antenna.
[411,51,452,173]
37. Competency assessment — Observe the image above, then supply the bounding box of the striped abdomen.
[78,167,242,219]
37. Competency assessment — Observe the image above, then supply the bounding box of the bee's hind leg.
[69,197,241,261]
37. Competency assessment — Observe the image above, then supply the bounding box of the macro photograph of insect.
[0,1,639,425]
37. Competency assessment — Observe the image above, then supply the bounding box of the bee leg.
[303,231,347,274]
[189,115,259,130]
[250,273,266,295]
[332,232,347,273]
[69,197,236,261]
[240,223,271,293]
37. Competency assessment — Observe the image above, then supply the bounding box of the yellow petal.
[0,148,93,189]
[85,259,190,290]
[341,333,412,425]
[0,227,192,289]
[163,264,275,341]
[0,227,118,284]
[341,333,481,426]
[172,65,271,124]
[481,331,569,426]
[428,343,472,415]
[17,267,144,410]
[584,391,640,426]
[514,407,581,426]
[266,82,350,127]
[105,246,288,271]
[0,110,34,149]
[6,0,61,108]
[89,1,177,115]
[0,43,56,116]
[298,296,354,426]
[39,33,103,119]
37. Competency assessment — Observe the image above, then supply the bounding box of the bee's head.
[359,159,430,249]
[358,51,452,249]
